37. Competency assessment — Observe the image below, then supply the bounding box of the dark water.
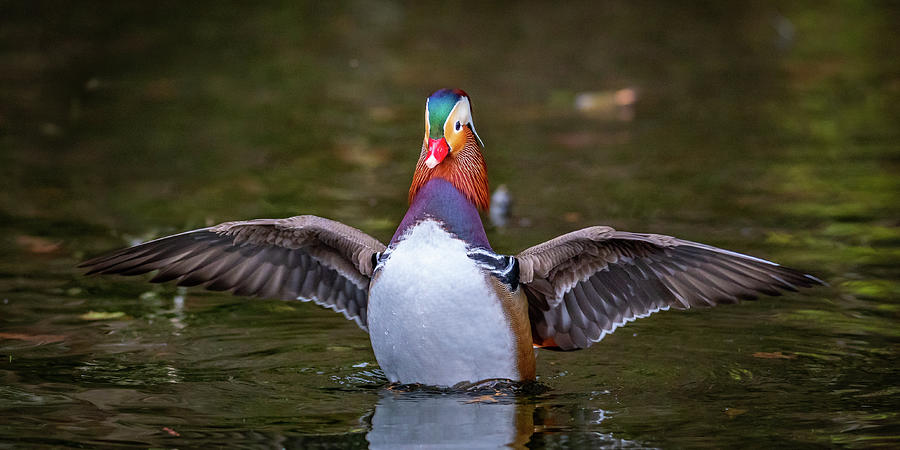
[2,1,898,447]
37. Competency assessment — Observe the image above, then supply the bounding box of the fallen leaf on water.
[0,332,66,343]
[574,88,639,121]
[465,394,499,404]
[752,351,796,360]
[15,235,62,254]
[79,311,128,321]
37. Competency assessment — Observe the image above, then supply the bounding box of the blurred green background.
[1,1,898,447]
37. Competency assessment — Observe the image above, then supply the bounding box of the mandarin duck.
[81,88,823,387]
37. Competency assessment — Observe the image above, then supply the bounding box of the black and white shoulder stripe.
[467,247,519,291]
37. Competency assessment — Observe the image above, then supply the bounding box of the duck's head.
[410,89,489,211]
[423,88,484,169]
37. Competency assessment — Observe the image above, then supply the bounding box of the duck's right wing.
[80,215,386,331]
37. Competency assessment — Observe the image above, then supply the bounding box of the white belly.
[367,220,518,387]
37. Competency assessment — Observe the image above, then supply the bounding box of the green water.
[2,1,898,447]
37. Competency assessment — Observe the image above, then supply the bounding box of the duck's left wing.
[516,226,823,350]
[80,215,386,330]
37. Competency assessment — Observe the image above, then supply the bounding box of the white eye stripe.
[444,97,473,131]
[424,98,430,137]
[438,96,484,147]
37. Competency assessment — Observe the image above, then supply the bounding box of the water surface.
[2,1,898,447]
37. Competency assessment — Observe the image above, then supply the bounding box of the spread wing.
[80,215,386,331]
[516,226,824,350]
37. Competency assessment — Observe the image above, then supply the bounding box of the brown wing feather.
[80,215,386,331]
[517,227,824,350]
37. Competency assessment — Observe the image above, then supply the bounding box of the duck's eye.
[455,121,461,131]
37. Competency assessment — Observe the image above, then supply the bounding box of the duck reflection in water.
[366,387,638,448]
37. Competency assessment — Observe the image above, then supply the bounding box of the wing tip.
[802,273,828,287]
[78,250,125,271]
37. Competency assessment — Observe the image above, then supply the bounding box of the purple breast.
[391,178,491,249]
